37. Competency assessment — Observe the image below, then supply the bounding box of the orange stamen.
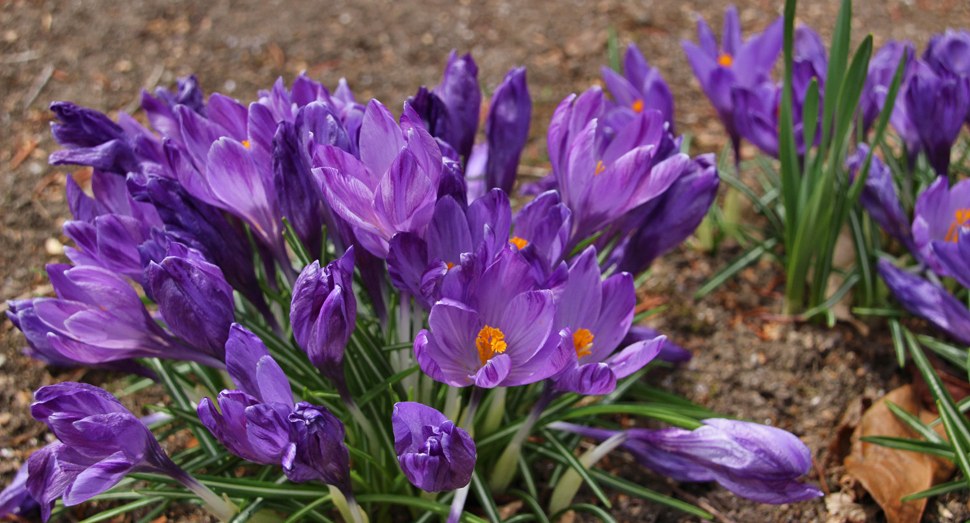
[476,326,507,366]
[242,140,251,149]
[572,329,594,359]
[445,262,456,270]
[717,53,734,67]
[945,208,970,243]
[509,237,528,250]
[631,99,644,113]
[594,161,606,176]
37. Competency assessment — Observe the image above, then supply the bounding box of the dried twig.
[1,49,41,64]
[124,63,165,114]
[23,63,54,113]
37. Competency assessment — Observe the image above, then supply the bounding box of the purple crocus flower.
[549,248,665,394]
[512,190,572,279]
[147,255,235,359]
[131,175,271,322]
[409,51,482,159]
[609,154,719,275]
[682,6,783,159]
[905,61,970,176]
[934,227,970,290]
[0,462,37,518]
[387,189,512,309]
[913,177,970,275]
[273,119,326,259]
[27,382,234,521]
[4,299,154,378]
[602,43,675,131]
[484,67,532,194]
[924,29,970,80]
[392,402,476,492]
[623,325,692,364]
[47,102,139,175]
[290,248,357,392]
[198,324,301,466]
[547,87,688,246]
[846,144,917,254]
[861,40,916,135]
[285,402,353,496]
[878,259,970,345]
[314,100,443,258]
[414,248,570,388]
[551,418,823,504]
[23,264,224,368]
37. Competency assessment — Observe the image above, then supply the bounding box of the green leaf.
[819,0,852,157]
[283,216,313,267]
[356,364,420,407]
[541,428,612,508]
[471,471,502,523]
[551,504,618,523]
[917,334,969,372]
[860,436,955,460]
[607,25,621,73]
[937,400,970,489]
[632,304,668,324]
[78,497,166,523]
[355,494,489,523]
[885,401,945,444]
[778,0,802,251]
[801,78,820,163]
[694,238,779,299]
[557,404,703,430]
[890,319,907,367]
[509,489,551,523]
[900,479,967,501]
[526,443,712,519]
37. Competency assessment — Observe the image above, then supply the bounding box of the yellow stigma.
[242,140,251,149]
[717,53,734,67]
[509,237,528,250]
[572,329,594,359]
[631,99,644,113]
[446,262,456,270]
[476,325,507,366]
[594,161,606,176]
[945,208,970,243]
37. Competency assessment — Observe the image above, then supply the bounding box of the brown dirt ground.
[3,0,970,521]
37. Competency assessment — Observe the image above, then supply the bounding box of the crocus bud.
[392,402,476,492]
[905,62,970,176]
[148,256,235,360]
[290,248,357,387]
[28,383,235,521]
[198,324,299,466]
[437,51,482,159]
[847,144,917,255]
[47,102,138,174]
[485,67,531,194]
[549,418,823,505]
[877,259,970,345]
[286,402,353,494]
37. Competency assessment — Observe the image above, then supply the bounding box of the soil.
[3,0,970,521]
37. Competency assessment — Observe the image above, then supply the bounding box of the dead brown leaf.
[844,385,955,523]
[9,135,39,169]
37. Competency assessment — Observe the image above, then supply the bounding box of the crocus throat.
[631,99,644,113]
[594,161,606,176]
[476,325,507,366]
[945,208,970,243]
[509,237,528,250]
[717,53,733,67]
[572,329,594,359]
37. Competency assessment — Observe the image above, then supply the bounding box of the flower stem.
[548,433,628,514]
[489,383,557,493]
[446,387,484,523]
[166,465,237,522]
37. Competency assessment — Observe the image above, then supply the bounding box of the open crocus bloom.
[681,5,783,156]
[550,248,665,395]
[913,177,970,276]
[315,100,444,258]
[414,248,570,388]
[547,86,688,247]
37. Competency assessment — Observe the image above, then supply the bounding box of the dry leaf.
[825,491,878,523]
[844,385,955,523]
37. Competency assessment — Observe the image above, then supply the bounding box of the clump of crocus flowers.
[1,45,821,522]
